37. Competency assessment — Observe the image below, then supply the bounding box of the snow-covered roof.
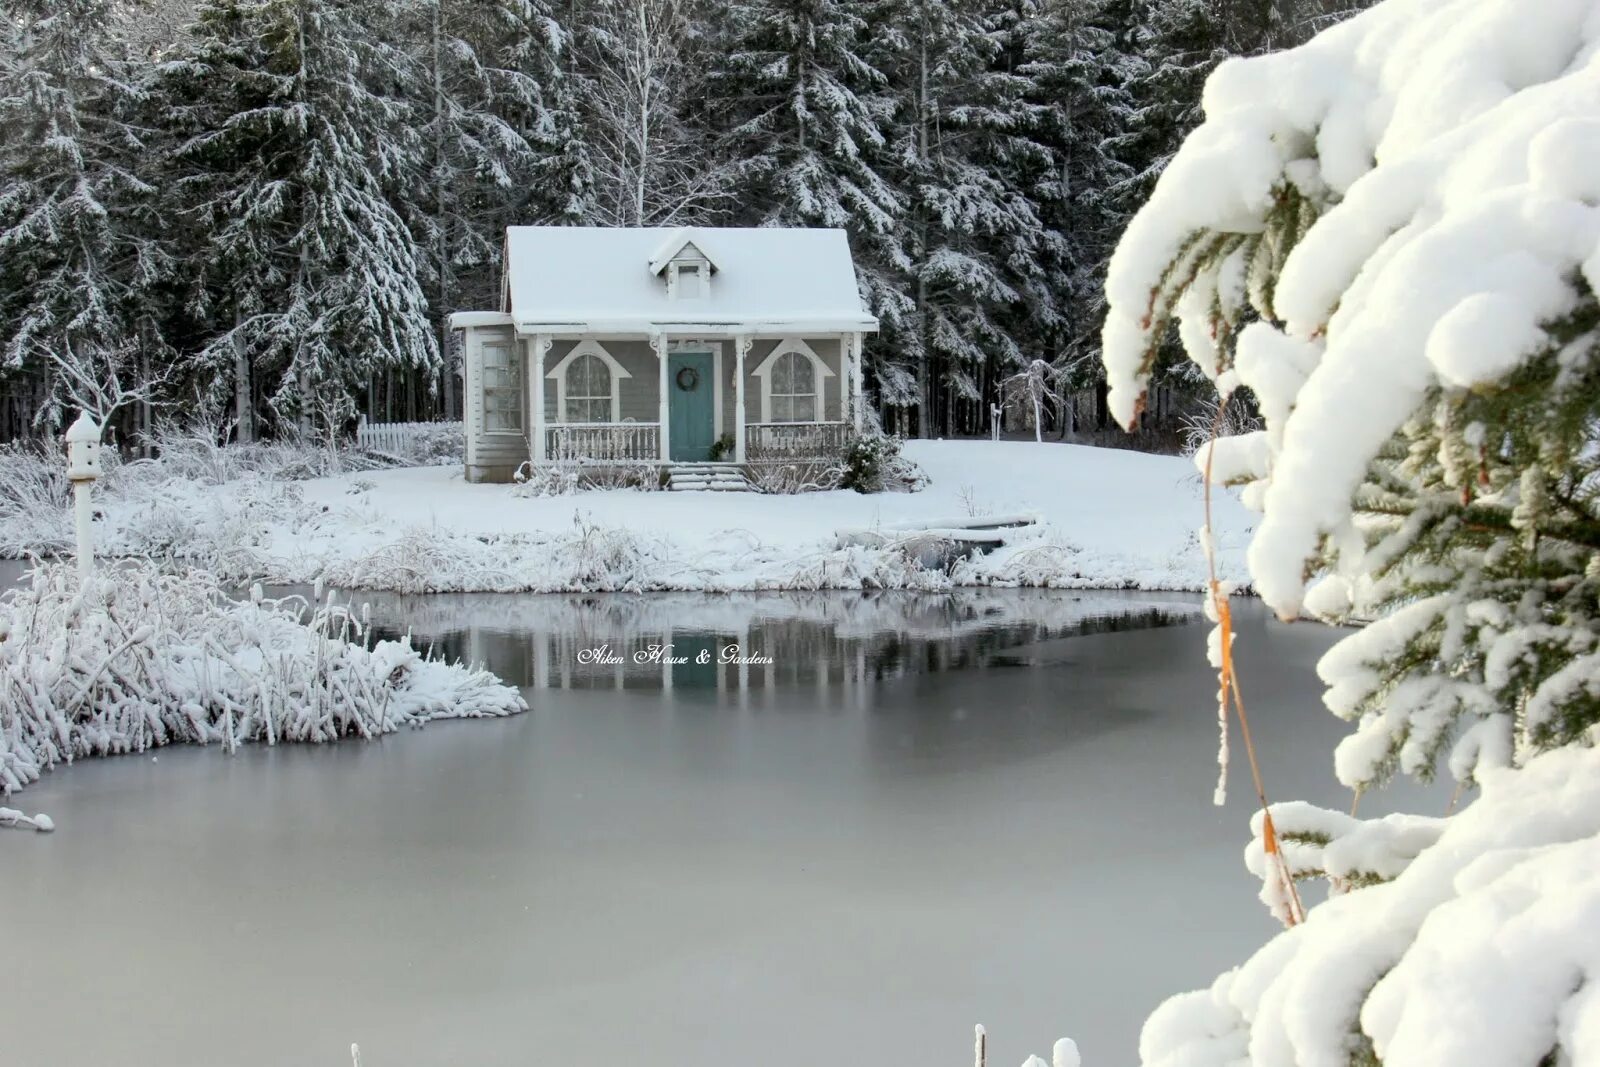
[502,226,879,333]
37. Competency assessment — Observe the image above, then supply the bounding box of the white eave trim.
[449,311,514,329]
[512,317,879,335]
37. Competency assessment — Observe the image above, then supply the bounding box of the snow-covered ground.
[48,441,1247,594]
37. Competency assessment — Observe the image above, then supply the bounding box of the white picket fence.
[355,417,463,455]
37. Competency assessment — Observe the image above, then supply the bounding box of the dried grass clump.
[0,561,526,805]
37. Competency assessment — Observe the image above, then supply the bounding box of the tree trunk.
[915,22,932,439]
[432,0,454,424]
[234,310,254,443]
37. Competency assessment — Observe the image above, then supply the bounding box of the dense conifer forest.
[0,0,1371,443]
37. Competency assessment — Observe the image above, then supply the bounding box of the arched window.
[547,340,630,423]
[565,353,612,423]
[753,339,833,423]
[769,351,816,422]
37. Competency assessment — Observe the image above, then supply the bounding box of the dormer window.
[650,228,719,301]
[671,261,707,299]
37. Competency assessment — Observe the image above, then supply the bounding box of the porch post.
[653,331,670,461]
[850,332,865,432]
[734,334,750,463]
[530,333,550,462]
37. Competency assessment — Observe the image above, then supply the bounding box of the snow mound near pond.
[252,442,1251,594]
[0,562,526,812]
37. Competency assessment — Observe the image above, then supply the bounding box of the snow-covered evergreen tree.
[0,0,174,430]
[868,0,1054,435]
[708,0,911,407]
[1103,0,1600,1060]
[1013,0,1139,382]
[161,0,436,439]
[393,0,582,419]
[1118,0,1226,209]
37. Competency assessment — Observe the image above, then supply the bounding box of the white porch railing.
[356,417,463,453]
[546,422,661,464]
[747,421,851,459]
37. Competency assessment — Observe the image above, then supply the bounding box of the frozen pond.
[0,585,1440,1067]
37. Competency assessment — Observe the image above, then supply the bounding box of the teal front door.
[668,351,715,462]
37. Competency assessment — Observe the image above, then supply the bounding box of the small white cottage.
[450,226,880,483]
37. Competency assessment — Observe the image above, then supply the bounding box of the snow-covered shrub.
[513,460,581,497]
[0,439,75,555]
[747,459,844,494]
[839,432,925,493]
[381,423,464,467]
[0,561,526,805]
[1100,0,1600,1061]
[841,431,901,492]
[782,542,957,591]
[1177,393,1262,460]
[575,462,663,492]
[512,460,661,495]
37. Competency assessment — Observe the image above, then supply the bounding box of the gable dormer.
[649,228,719,301]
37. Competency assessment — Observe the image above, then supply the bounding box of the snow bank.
[0,441,1253,594]
[1102,0,1600,617]
[1141,744,1600,1067]
[0,562,526,812]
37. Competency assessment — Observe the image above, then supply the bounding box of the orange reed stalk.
[1202,396,1305,927]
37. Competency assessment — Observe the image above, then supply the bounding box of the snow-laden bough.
[1141,745,1600,1067]
[1101,0,1600,1062]
[1104,0,1600,617]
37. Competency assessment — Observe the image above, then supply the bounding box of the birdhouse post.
[65,412,102,579]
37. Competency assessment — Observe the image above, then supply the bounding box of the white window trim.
[751,338,834,423]
[667,257,711,301]
[547,339,631,423]
[667,340,724,441]
[480,339,524,436]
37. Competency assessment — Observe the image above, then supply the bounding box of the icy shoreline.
[0,441,1253,596]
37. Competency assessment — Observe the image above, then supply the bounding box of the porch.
[541,419,853,465]
[523,331,866,468]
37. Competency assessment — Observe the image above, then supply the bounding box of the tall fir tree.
[394,0,584,419]
[708,0,910,407]
[0,0,173,430]
[161,0,436,438]
[1014,0,1139,392]
[868,0,1054,435]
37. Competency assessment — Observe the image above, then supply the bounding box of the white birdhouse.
[65,412,103,483]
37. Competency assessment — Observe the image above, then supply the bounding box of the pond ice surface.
[1,587,1442,1067]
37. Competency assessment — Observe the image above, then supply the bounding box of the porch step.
[666,463,751,492]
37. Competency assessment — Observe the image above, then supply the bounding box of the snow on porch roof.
[503,226,879,333]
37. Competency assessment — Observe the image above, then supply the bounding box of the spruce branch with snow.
[1102,0,1600,1062]
[1104,0,1600,792]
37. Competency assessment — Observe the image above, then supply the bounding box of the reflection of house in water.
[372,589,1200,698]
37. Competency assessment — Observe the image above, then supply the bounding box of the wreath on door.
[675,366,700,391]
